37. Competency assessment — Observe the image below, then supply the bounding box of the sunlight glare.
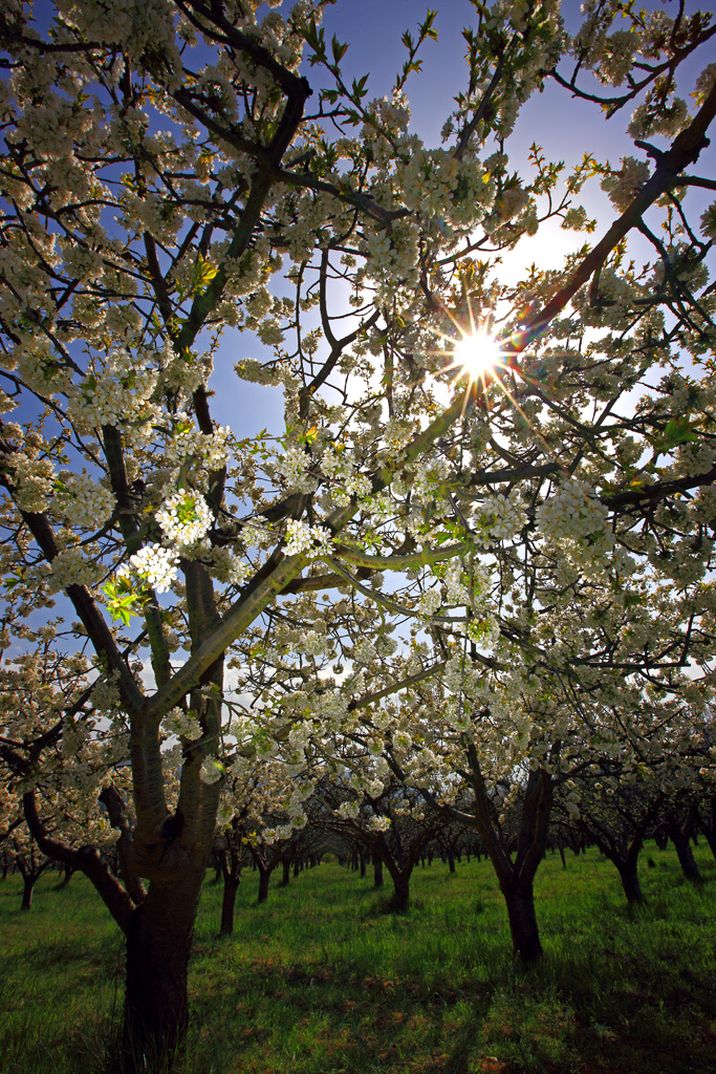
[451,327,506,383]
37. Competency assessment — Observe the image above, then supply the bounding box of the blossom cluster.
[67,350,160,438]
[47,548,100,593]
[537,480,609,544]
[164,707,202,742]
[283,519,333,558]
[156,489,213,547]
[472,494,525,547]
[601,157,650,214]
[274,445,317,494]
[119,542,179,594]
[166,417,231,472]
[56,471,115,530]
[5,445,55,513]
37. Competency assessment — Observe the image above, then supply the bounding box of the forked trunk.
[219,875,239,936]
[502,880,542,963]
[122,869,204,1072]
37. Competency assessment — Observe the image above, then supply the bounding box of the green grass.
[1,843,715,1074]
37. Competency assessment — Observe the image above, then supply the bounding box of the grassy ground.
[1,842,714,1074]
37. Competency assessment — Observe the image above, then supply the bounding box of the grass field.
[1,842,715,1074]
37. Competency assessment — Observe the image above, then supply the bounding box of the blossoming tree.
[1,0,715,1067]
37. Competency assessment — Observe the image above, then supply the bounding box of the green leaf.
[352,74,369,99]
[331,34,348,65]
[653,416,699,453]
[191,254,219,296]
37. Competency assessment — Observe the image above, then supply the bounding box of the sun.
[448,326,507,384]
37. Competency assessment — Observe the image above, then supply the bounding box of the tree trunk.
[654,826,669,851]
[447,849,456,874]
[702,826,716,861]
[373,854,383,889]
[388,870,411,912]
[219,876,239,937]
[257,866,271,903]
[671,827,703,884]
[122,869,203,1072]
[502,880,542,962]
[359,851,367,879]
[293,858,300,878]
[20,873,34,911]
[57,864,75,889]
[616,857,643,905]
[281,858,291,886]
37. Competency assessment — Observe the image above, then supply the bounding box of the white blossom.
[120,543,179,593]
[156,489,213,546]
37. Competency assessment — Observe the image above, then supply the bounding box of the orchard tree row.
[0,0,715,1069]
[3,706,714,922]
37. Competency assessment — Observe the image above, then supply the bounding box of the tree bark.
[20,873,34,911]
[281,857,291,886]
[122,868,204,1072]
[257,866,271,903]
[57,864,75,889]
[387,869,411,912]
[502,879,542,962]
[447,849,456,874]
[219,875,239,937]
[616,856,644,905]
[702,826,716,862]
[670,825,703,884]
[373,854,383,889]
[462,751,552,964]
